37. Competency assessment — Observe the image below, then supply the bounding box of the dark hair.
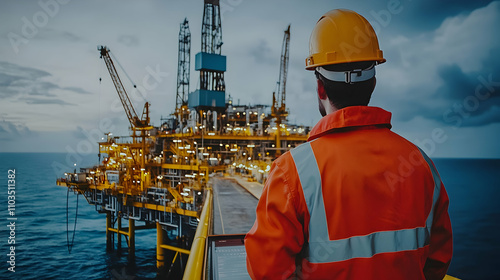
[315,61,376,110]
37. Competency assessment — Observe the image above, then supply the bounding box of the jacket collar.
[308,106,392,141]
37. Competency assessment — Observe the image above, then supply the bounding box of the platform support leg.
[106,211,112,250]
[157,222,165,269]
[129,219,135,258]
[117,215,122,249]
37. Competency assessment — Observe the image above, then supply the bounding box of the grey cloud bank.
[0,0,498,157]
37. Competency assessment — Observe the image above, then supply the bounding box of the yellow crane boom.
[98,45,150,128]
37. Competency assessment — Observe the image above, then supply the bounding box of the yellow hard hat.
[305,9,386,70]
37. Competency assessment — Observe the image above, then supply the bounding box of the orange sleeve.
[245,158,305,280]
[424,183,453,280]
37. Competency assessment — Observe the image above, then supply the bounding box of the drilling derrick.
[176,18,191,127]
[188,0,226,124]
[272,25,291,154]
[200,0,224,92]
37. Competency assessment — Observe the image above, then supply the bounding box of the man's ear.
[317,79,327,100]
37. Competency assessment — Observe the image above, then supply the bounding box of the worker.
[245,9,452,280]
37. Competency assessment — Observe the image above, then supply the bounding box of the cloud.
[0,119,34,141]
[390,0,497,33]
[0,61,50,83]
[0,61,91,101]
[377,1,500,127]
[62,86,90,94]
[117,35,140,47]
[60,30,82,42]
[38,28,83,43]
[24,97,75,105]
[248,39,276,65]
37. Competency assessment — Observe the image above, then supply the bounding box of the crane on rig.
[271,25,291,154]
[98,45,151,130]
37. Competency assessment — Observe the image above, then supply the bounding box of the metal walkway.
[212,178,259,235]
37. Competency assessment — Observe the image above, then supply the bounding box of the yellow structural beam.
[158,132,307,141]
[160,244,190,255]
[56,180,89,188]
[161,163,199,171]
[107,227,130,236]
[131,202,198,217]
[183,190,212,280]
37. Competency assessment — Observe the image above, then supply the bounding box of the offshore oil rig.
[57,0,308,278]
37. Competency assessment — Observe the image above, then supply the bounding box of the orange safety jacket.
[245,106,452,280]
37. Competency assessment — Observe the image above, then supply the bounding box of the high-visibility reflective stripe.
[418,147,442,235]
[290,142,442,263]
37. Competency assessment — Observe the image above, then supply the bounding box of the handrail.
[183,189,212,280]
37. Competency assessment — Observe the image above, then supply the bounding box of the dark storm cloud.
[382,1,500,128]
[392,64,500,127]
[412,0,494,16]
[392,68,500,128]
[434,64,500,127]
[426,24,500,126]
[391,0,497,33]
[436,62,500,101]
[434,64,481,103]
[0,61,50,81]
[0,61,90,101]
[0,120,34,141]
[0,61,52,98]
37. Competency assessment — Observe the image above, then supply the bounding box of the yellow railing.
[183,190,212,280]
[180,185,459,280]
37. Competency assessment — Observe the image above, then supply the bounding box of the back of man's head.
[315,61,376,109]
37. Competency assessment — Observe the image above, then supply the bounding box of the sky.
[0,0,499,158]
